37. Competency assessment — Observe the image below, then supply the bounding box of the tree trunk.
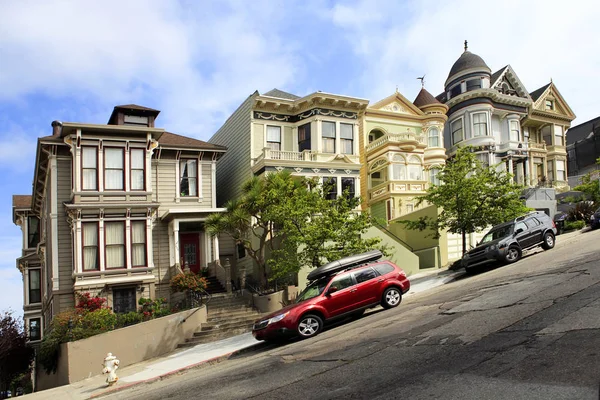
[462,229,467,256]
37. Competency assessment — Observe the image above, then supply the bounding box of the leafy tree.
[399,146,530,255]
[206,171,305,288]
[573,157,600,204]
[0,311,34,393]
[206,171,385,286]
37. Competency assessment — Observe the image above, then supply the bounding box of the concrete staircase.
[204,276,226,294]
[178,295,262,348]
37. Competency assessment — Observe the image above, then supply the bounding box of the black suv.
[462,211,557,271]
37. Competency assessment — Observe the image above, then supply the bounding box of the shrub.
[75,292,107,312]
[567,201,597,222]
[564,220,586,231]
[115,312,144,328]
[170,272,207,293]
[138,297,169,319]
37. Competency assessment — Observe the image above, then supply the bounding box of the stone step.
[178,326,253,347]
[198,319,257,332]
[207,304,256,314]
[208,312,260,323]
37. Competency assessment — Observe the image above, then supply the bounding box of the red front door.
[180,233,200,274]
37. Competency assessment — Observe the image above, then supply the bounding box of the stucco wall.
[36,306,207,390]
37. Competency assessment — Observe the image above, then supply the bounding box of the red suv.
[252,250,410,341]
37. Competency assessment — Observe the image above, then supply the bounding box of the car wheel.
[297,314,323,338]
[381,287,402,309]
[541,232,555,250]
[505,246,521,263]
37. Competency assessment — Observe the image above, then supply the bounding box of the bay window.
[267,126,281,151]
[370,171,384,188]
[556,160,566,181]
[105,222,125,269]
[298,123,311,152]
[104,148,124,190]
[510,120,520,142]
[391,164,406,180]
[82,222,99,270]
[180,159,198,197]
[429,168,440,186]
[547,160,554,181]
[428,127,439,147]
[554,125,564,146]
[341,177,356,198]
[82,146,98,190]
[472,113,488,137]
[323,177,337,200]
[322,121,336,153]
[29,318,41,341]
[28,269,41,304]
[340,123,354,155]
[408,156,423,180]
[130,149,145,190]
[131,221,146,267]
[28,216,40,249]
[451,119,463,144]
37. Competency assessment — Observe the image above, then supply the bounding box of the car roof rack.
[307,250,383,281]
[515,211,544,222]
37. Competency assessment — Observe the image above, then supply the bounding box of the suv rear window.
[373,263,395,276]
[354,267,378,283]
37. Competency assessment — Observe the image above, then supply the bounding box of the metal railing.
[366,133,426,152]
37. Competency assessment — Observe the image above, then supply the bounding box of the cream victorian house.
[360,87,448,222]
[209,89,420,286]
[12,105,227,342]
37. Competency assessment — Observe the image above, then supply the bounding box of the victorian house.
[209,89,420,286]
[12,105,226,341]
[437,42,575,194]
[361,88,448,222]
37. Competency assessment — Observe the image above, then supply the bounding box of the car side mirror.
[327,286,338,295]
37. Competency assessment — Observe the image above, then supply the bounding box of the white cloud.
[330,0,600,125]
[0,0,304,139]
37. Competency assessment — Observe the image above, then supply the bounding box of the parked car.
[553,211,567,235]
[591,207,600,229]
[252,250,410,341]
[462,211,557,272]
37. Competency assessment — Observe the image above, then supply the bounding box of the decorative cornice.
[253,107,358,123]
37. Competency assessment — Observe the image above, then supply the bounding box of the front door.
[180,233,200,274]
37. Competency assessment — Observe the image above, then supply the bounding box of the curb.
[88,341,271,399]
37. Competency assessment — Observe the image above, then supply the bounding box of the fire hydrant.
[102,353,120,386]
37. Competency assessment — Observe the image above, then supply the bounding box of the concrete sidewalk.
[22,229,585,400]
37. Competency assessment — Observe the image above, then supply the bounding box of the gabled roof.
[262,88,300,101]
[369,91,424,116]
[529,83,552,101]
[157,131,227,151]
[413,88,442,108]
[490,66,508,86]
[12,195,32,209]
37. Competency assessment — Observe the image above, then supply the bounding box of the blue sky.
[1,0,599,317]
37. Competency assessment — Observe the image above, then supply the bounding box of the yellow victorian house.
[360,87,448,222]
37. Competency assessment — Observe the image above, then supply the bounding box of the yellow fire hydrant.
[102,353,120,386]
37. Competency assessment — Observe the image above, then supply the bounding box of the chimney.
[51,120,63,136]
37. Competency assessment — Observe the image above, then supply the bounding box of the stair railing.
[188,287,212,308]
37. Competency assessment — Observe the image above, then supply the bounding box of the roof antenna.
[464,40,468,52]
[417,75,426,88]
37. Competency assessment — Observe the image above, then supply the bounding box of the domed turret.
[445,41,491,90]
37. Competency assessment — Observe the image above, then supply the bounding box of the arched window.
[368,129,385,143]
[408,156,423,180]
[369,158,387,188]
[428,127,439,147]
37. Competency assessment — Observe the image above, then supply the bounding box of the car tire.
[381,287,402,309]
[296,314,323,338]
[505,246,521,263]
[541,232,555,250]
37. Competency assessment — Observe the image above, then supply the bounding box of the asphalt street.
[106,228,600,400]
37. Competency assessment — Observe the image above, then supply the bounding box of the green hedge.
[564,220,586,231]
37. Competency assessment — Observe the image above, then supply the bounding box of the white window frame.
[510,120,520,142]
[322,121,336,153]
[428,127,440,148]
[340,123,354,155]
[472,112,488,137]
[556,160,566,181]
[266,125,282,151]
[179,159,198,197]
[554,125,564,146]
